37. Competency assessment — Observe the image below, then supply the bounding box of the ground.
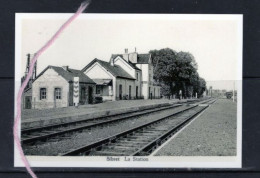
[155,98,237,156]
[23,104,193,155]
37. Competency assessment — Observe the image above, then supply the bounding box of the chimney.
[62,66,69,71]
[129,52,138,63]
[25,53,30,75]
[110,58,114,66]
[123,48,129,61]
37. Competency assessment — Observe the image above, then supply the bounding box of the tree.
[149,48,206,98]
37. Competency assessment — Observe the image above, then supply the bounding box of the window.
[40,88,46,100]
[96,85,101,94]
[54,88,61,99]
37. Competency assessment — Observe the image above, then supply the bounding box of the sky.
[19,14,242,90]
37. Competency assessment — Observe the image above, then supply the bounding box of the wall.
[136,64,149,99]
[135,70,142,98]
[102,85,109,96]
[32,68,69,109]
[136,64,149,82]
[116,78,135,100]
[84,63,113,79]
[136,63,161,99]
[22,88,32,109]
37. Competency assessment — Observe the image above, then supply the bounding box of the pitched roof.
[111,53,151,64]
[110,54,141,70]
[34,66,95,84]
[137,53,151,64]
[82,58,135,80]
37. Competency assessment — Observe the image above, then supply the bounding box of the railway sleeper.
[116,140,151,144]
[89,151,125,156]
[147,128,169,132]
[126,135,155,140]
[102,145,138,151]
[135,133,161,137]
[113,142,144,147]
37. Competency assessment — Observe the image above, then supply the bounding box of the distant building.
[31,65,96,109]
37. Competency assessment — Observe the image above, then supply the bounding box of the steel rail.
[22,98,214,145]
[22,103,172,134]
[21,103,182,144]
[62,104,200,156]
[131,105,209,156]
[22,97,210,135]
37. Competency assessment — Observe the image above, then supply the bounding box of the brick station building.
[31,65,96,109]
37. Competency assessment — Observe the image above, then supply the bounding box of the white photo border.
[14,13,243,168]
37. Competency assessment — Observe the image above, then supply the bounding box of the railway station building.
[81,58,139,101]
[24,49,162,109]
[31,65,96,109]
[82,49,161,101]
[110,49,161,100]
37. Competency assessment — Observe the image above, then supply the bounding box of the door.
[88,86,93,104]
[148,87,151,99]
[119,85,122,100]
[80,87,86,104]
[25,96,32,109]
[136,86,138,98]
[54,88,61,108]
[129,85,131,99]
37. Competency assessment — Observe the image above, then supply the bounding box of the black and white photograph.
[15,13,242,168]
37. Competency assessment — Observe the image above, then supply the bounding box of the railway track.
[22,98,215,147]
[62,103,210,156]
[21,103,184,145]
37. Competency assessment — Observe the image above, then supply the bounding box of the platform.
[21,99,192,129]
[154,98,237,156]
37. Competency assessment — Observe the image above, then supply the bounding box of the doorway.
[88,86,93,104]
[136,86,138,98]
[80,87,86,104]
[148,87,151,99]
[25,96,32,109]
[129,85,131,99]
[119,84,122,100]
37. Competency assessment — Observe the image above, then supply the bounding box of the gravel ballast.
[24,105,192,156]
[155,99,237,156]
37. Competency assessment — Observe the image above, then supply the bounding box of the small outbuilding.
[32,65,96,109]
[82,58,138,101]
